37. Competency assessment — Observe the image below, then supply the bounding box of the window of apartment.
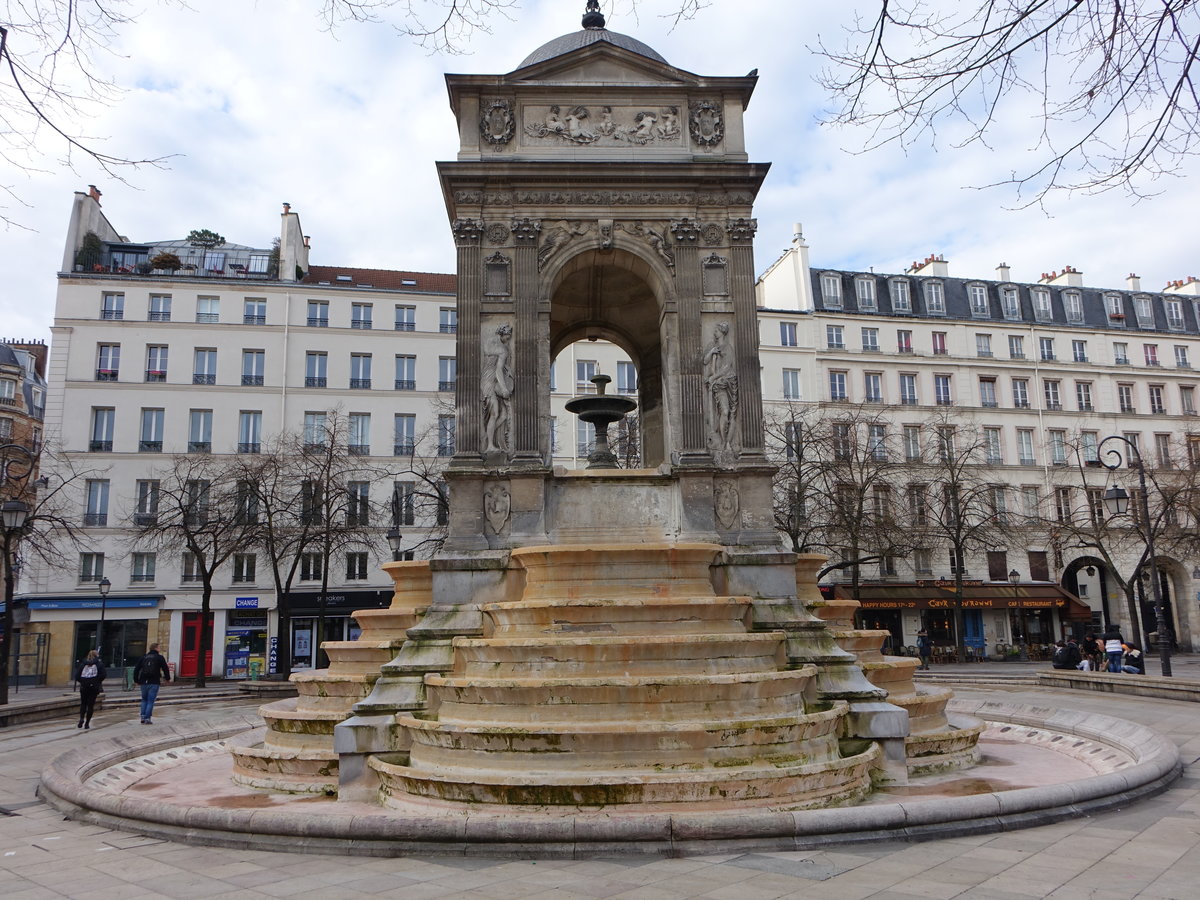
[913,548,933,574]
[350,353,372,389]
[1032,288,1052,321]
[976,333,993,357]
[304,411,328,447]
[864,372,883,403]
[1038,337,1055,361]
[351,303,373,330]
[96,343,120,381]
[300,553,322,581]
[1022,486,1040,520]
[1134,295,1154,328]
[902,425,922,461]
[949,547,967,575]
[395,305,416,331]
[196,296,219,324]
[1181,385,1197,414]
[100,292,124,320]
[831,422,852,459]
[89,406,115,452]
[990,485,1009,523]
[934,374,952,405]
[1149,384,1166,414]
[300,481,323,525]
[907,484,928,524]
[856,277,876,309]
[238,410,262,453]
[135,480,160,525]
[870,485,892,524]
[1043,379,1061,409]
[131,552,156,583]
[1076,381,1093,411]
[80,552,105,582]
[393,414,415,456]
[576,419,596,456]
[1114,342,1130,364]
[1144,344,1160,367]
[897,329,913,353]
[1176,345,1191,368]
[182,552,201,583]
[936,425,955,460]
[393,481,416,527]
[1190,436,1200,468]
[576,359,598,392]
[779,322,798,346]
[1012,378,1030,408]
[437,415,455,456]
[193,348,216,385]
[1117,383,1135,413]
[979,377,998,407]
[617,361,638,395]
[188,409,212,453]
[307,300,329,327]
[438,357,457,391]
[1155,433,1173,468]
[828,370,848,401]
[243,298,266,325]
[439,307,458,333]
[84,479,109,526]
[1049,429,1068,464]
[826,324,844,349]
[347,481,370,526]
[821,273,842,306]
[782,368,802,400]
[241,350,264,386]
[931,332,947,355]
[1165,299,1184,330]
[890,279,911,311]
[984,427,1002,464]
[348,413,371,455]
[0,380,13,405]
[305,351,328,388]
[923,281,945,314]
[346,552,369,580]
[149,294,172,322]
[968,284,989,317]
[1001,287,1020,320]
[143,345,168,383]
[899,373,918,406]
[233,553,257,583]
[1086,488,1106,525]
[1064,292,1084,323]
[393,355,417,391]
[1070,340,1088,363]
[1054,487,1073,523]
[235,480,259,525]
[1008,335,1025,359]
[139,408,164,452]
[1017,429,1035,465]
[1081,431,1099,463]
[1105,293,1125,318]
[861,327,879,352]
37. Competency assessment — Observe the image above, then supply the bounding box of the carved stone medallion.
[714,480,740,530]
[701,222,725,246]
[689,100,725,148]
[485,222,510,245]
[484,483,511,534]
[480,99,516,146]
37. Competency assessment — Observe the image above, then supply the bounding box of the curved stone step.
[452,631,787,678]
[512,543,722,602]
[905,713,986,776]
[259,697,348,751]
[291,671,377,713]
[320,640,406,675]
[863,657,920,698]
[371,740,879,809]
[228,728,338,794]
[807,598,860,629]
[482,596,752,636]
[425,667,818,725]
[351,606,427,641]
[889,685,955,734]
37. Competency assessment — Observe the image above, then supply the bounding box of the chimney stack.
[1126,273,1141,291]
[87,185,102,204]
[282,202,291,214]
[1041,266,1083,287]
[906,253,949,277]
[995,263,1011,282]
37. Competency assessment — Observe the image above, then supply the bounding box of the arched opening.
[550,340,641,468]
[1061,556,1112,632]
[546,248,668,467]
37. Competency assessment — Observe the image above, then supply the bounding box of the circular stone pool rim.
[36,699,1182,858]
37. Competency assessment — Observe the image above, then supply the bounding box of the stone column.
[511,217,542,462]
[451,218,484,459]
[728,217,765,456]
[671,218,707,460]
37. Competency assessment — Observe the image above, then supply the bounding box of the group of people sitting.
[1052,628,1145,674]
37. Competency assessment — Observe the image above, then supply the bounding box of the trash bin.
[123,666,136,690]
[249,660,263,681]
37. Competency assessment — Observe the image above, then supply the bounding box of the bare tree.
[818,1,1200,201]
[764,402,834,555]
[131,454,256,687]
[386,407,453,558]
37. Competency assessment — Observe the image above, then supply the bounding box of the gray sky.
[4,0,1199,340]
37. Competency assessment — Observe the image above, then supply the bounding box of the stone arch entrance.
[546,247,669,467]
[1061,555,1113,629]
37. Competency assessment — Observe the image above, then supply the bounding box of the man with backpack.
[1051,638,1082,670]
[133,643,171,724]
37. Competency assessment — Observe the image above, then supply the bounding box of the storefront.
[19,594,164,685]
[224,600,270,680]
[286,589,392,670]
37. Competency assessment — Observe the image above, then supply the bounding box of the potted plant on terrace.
[150,251,182,273]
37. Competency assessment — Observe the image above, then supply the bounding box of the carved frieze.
[689,100,725,148]
[617,221,675,269]
[480,99,516,146]
[727,218,758,243]
[453,189,756,207]
[523,105,682,145]
[510,218,542,243]
[451,218,484,246]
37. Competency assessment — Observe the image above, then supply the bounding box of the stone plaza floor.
[2,670,1198,899]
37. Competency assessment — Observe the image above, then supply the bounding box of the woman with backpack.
[73,649,106,729]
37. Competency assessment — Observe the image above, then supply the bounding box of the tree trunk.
[0,536,15,706]
[195,581,212,688]
[953,573,967,663]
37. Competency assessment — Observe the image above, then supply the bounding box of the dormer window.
[1105,293,1126,326]
[889,278,911,312]
[1064,291,1084,324]
[923,281,945,315]
[855,277,876,310]
[821,273,842,307]
[1134,295,1154,328]
[1000,286,1020,320]
[968,284,989,318]
[1032,288,1052,322]
[1165,299,1184,331]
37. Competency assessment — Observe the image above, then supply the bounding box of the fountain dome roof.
[518,4,668,69]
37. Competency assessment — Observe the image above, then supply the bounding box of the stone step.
[482,596,752,636]
[511,544,722,602]
[320,640,406,675]
[350,606,427,640]
[452,631,787,678]
[426,667,818,725]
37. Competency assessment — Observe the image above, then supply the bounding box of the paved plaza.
[1,665,1198,899]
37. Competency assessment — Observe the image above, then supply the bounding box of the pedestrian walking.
[73,649,106,729]
[916,629,932,670]
[1101,627,1124,673]
[133,643,171,724]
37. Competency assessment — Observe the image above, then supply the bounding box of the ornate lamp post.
[386,528,403,563]
[96,576,112,662]
[1009,568,1027,662]
[1094,434,1172,677]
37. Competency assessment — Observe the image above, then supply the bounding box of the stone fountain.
[565,374,637,469]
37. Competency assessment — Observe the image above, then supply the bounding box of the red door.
[179,612,214,678]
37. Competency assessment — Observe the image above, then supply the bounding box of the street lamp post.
[96,576,112,663]
[1009,568,1027,662]
[1094,434,1172,678]
[0,442,37,706]
[386,528,403,563]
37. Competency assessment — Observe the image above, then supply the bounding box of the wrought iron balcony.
[193,374,216,385]
[394,379,415,391]
[305,376,327,388]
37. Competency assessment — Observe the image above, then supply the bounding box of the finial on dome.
[583,0,606,30]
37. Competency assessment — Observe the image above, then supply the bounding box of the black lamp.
[1103,484,1130,516]
[386,528,403,562]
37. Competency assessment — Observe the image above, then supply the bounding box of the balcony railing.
[0,397,16,407]
[395,321,415,332]
[438,381,456,392]
[242,375,264,386]
[394,379,415,391]
[1014,400,1030,408]
[145,370,167,382]
[901,397,919,406]
[1045,401,1062,410]
[351,319,372,330]
[89,440,113,452]
[83,513,107,526]
[238,442,261,454]
[138,440,163,453]
[1151,405,1166,415]
[133,513,158,526]
[100,309,123,320]
[196,312,219,324]
[437,443,455,457]
[148,310,171,322]
[348,444,370,456]
[936,398,953,406]
[1019,457,1036,466]
[243,314,266,325]
[932,348,948,355]
[897,346,913,354]
[350,378,372,389]
[307,317,329,327]
[1010,352,1026,360]
[1120,405,1136,413]
[981,400,998,408]
[305,376,327,388]
[1078,403,1094,412]
[193,374,216,385]
[439,323,457,334]
[393,442,415,456]
[188,441,211,453]
[977,350,993,358]
[1146,360,1161,367]
[1115,358,1130,365]
[131,573,155,583]
[95,369,119,382]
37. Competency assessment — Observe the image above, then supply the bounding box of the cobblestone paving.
[1,679,1197,899]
